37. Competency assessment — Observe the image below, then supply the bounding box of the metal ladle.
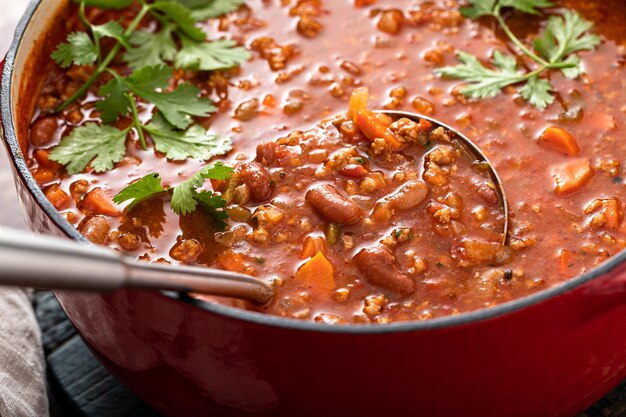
[380,110,509,245]
[0,226,274,304]
[0,112,508,304]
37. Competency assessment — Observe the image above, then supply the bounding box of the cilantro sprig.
[48,0,249,174]
[113,162,234,229]
[436,0,600,108]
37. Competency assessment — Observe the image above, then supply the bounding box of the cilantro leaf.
[48,124,129,174]
[92,21,129,48]
[534,10,600,63]
[560,55,582,79]
[151,1,206,41]
[134,83,215,129]
[194,191,229,230]
[124,25,177,70]
[145,113,233,161]
[113,173,167,211]
[436,51,524,99]
[519,76,554,109]
[460,0,497,19]
[126,65,172,91]
[461,0,553,18]
[179,0,246,20]
[75,0,134,9]
[171,162,234,215]
[176,37,251,71]
[97,76,131,123]
[499,0,553,15]
[51,32,98,68]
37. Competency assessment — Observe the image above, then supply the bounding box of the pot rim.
[3,0,625,335]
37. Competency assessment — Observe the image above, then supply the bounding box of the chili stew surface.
[25,0,626,324]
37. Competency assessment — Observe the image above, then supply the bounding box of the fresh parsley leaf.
[145,113,233,160]
[194,191,229,230]
[519,76,554,109]
[534,10,600,63]
[436,51,524,99]
[74,0,134,9]
[171,162,234,215]
[461,0,553,18]
[97,76,131,124]
[151,1,207,41]
[98,65,213,127]
[126,65,172,91]
[113,173,166,210]
[124,24,177,70]
[92,21,129,48]
[499,0,553,15]
[176,37,251,71]
[180,0,246,21]
[460,0,497,19]
[440,3,598,108]
[135,83,215,129]
[48,124,129,174]
[560,55,582,79]
[51,32,98,68]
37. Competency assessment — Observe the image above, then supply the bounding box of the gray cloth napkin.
[0,287,48,417]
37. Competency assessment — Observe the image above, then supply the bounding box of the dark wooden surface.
[33,292,161,417]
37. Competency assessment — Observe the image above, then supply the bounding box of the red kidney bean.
[386,180,428,210]
[236,162,272,202]
[30,116,59,146]
[339,164,369,178]
[306,184,363,225]
[353,246,416,295]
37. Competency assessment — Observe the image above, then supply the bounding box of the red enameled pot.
[2,1,626,416]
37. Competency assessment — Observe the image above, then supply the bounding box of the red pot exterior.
[3,23,626,417]
[3,157,626,416]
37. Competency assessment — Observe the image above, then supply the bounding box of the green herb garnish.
[48,0,249,173]
[113,162,234,229]
[436,0,600,108]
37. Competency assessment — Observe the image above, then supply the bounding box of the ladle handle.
[0,227,273,304]
[0,226,125,291]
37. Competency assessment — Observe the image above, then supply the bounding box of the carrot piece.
[559,249,573,276]
[538,126,581,156]
[33,149,63,169]
[216,250,257,276]
[32,168,58,185]
[551,158,594,196]
[295,251,335,292]
[355,110,405,150]
[417,119,432,132]
[374,112,393,126]
[45,185,69,210]
[210,178,226,192]
[300,236,326,259]
[348,87,369,120]
[83,187,122,217]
